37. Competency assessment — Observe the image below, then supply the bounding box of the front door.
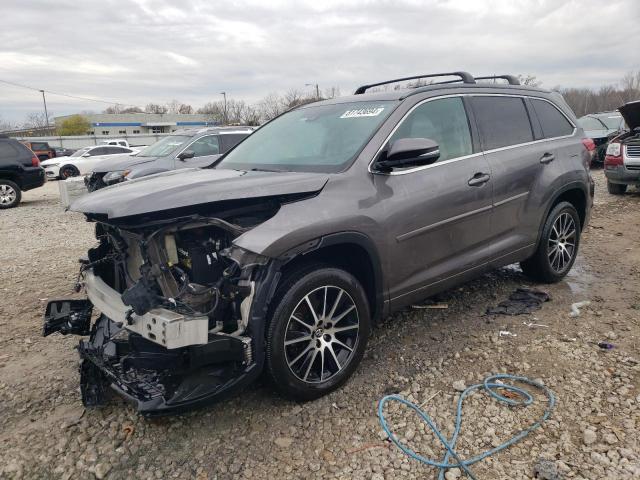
[377,96,495,307]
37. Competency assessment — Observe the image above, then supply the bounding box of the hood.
[92,154,157,173]
[69,168,329,219]
[619,100,640,130]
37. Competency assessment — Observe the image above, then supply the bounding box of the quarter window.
[472,96,534,150]
[389,97,473,162]
[530,99,574,138]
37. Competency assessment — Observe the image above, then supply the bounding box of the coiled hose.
[378,374,556,480]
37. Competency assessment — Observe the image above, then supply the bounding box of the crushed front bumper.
[43,268,261,416]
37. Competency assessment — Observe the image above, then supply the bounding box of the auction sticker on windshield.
[340,107,385,118]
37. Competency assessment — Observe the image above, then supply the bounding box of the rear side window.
[0,141,19,159]
[389,97,473,162]
[472,96,533,150]
[530,99,574,138]
[89,147,109,156]
[189,136,220,157]
[31,142,49,150]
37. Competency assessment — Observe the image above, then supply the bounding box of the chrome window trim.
[368,93,578,176]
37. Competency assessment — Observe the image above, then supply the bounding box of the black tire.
[59,165,80,179]
[266,265,371,401]
[520,201,581,283]
[607,181,627,195]
[0,179,21,209]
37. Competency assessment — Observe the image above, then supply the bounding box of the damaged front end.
[44,210,281,416]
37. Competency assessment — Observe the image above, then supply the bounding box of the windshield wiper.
[249,167,288,173]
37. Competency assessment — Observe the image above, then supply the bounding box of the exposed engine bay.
[44,205,282,415]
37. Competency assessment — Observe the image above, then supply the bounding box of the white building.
[54,113,217,136]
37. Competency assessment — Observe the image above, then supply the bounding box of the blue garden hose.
[377,374,556,480]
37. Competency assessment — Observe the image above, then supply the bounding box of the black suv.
[45,72,593,415]
[0,136,46,208]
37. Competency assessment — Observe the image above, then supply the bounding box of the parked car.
[40,145,138,179]
[0,135,45,208]
[100,139,131,148]
[577,112,626,164]
[44,72,593,415]
[603,100,640,194]
[53,146,76,157]
[86,127,253,191]
[20,140,56,161]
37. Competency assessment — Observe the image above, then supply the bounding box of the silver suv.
[44,72,594,415]
[86,126,253,191]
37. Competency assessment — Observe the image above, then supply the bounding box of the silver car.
[44,72,594,415]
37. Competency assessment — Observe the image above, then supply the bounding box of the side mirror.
[375,138,440,171]
[177,150,195,161]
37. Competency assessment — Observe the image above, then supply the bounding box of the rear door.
[470,95,573,256]
[377,95,495,306]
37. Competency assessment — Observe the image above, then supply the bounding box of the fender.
[535,180,590,247]
[279,231,387,323]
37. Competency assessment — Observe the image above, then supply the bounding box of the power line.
[0,78,137,107]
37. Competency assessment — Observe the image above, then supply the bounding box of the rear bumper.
[604,165,640,185]
[21,167,46,191]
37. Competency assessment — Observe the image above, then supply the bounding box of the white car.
[41,145,139,179]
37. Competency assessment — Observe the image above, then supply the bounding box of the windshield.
[136,135,190,157]
[599,115,623,130]
[70,147,91,157]
[217,101,395,173]
[578,116,606,131]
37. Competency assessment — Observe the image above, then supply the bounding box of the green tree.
[58,115,91,136]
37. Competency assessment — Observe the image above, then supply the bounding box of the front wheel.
[60,165,79,179]
[520,201,581,283]
[607,181,627,195]
[266,266,371,401]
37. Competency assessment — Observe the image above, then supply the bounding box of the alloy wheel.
[547,212,576,273]
[0,184,17,205]
[284,286,360,384]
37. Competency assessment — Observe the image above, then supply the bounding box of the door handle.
[468,172,490,187]
[540,153,555,164]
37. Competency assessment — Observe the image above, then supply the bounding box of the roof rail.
[354,72,475,94]
[474,75,521,85]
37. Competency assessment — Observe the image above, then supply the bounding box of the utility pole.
[220,91,227,125]
[39,89,50,133]
[306,83,320,100]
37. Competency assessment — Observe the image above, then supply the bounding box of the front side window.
[530,99,574,138]
[389,97,473,162]
[217,101,396,173]
[188,136,220,157]
[578,116,605,131]
[472,96,534,150]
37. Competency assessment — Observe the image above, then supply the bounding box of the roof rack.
[474,75,521,85]
[354,72,476,94]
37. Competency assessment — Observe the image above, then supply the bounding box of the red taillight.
[581,138,596,151]
[31,155,40,167]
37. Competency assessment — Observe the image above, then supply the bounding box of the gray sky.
[1,0,639,123]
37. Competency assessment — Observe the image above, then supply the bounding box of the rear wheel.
[520,201,580,283]
[0,180,21,209]
[607,181,627,195]
[60,165,79,179]
[266,266,370,400]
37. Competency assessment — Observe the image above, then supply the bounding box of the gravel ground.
[0,171,639,480]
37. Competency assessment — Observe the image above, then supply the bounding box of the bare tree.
[178,104,194,114]
[0,116,16,132]
[197,101,225,124]
[23,112,50,129]
[258,93,285,122]
[145,103,168,114]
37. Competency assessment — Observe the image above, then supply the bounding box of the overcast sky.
[1,0,639,123]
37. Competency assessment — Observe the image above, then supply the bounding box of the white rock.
[583,430,597,445]
[452,380,466,392]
